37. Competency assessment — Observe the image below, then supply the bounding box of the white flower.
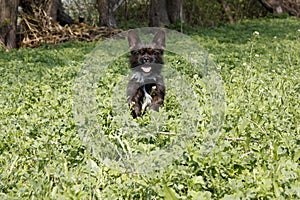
[253,31,260,35]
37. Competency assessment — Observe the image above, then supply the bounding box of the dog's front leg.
[149,84,165,111]
[127,81,143,118]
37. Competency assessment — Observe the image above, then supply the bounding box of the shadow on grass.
[194,16,299,44]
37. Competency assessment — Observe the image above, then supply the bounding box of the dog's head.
[127,30,165,81]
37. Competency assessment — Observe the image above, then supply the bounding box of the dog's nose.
[142,56,151,63]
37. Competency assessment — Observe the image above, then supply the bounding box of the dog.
[126,30,166,118]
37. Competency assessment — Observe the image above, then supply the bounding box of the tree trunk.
[150,0,182,27]
[57,3,74,26]
[0,0,19,49]
[166,0,182,24]
[111,0,125,12]
[259,0,300,17]
[150,0,170,27]
[20,0,74,25]
[96,0,117,28]
[218,0,234,24]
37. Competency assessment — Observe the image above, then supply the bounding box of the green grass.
[0,17,299,199]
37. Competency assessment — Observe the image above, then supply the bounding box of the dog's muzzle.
[140,56,153,64]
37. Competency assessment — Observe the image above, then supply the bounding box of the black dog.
[126,30,166,118]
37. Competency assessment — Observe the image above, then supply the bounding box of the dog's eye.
[153,50,161,56]
[132,51,140,56]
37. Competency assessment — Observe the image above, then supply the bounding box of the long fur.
[126,30,166,118]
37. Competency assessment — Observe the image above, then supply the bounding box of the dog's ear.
[128,30,141,50]
[152,30,165,49]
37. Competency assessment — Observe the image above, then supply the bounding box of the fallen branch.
[18,7,122,48]
[158,132,176,136]
[225,137,246,141]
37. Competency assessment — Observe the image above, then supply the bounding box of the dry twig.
[18,7,122,48]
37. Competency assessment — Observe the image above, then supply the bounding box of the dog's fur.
[126,30,166,118]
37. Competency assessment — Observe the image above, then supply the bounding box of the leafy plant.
[0,17,299,199]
